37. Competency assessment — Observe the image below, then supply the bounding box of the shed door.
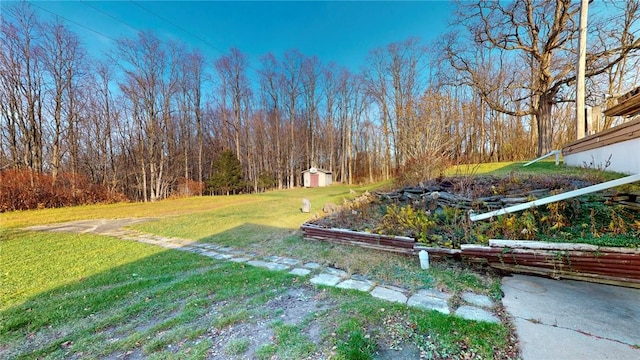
[310,173,319,187]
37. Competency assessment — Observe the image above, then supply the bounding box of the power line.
[128,0,262,78]
[129,0,226,55]
[28,1,118,42]
[80,0,144,35]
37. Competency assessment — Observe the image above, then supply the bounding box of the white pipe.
[523,150,560,167]
[470,173,640,221]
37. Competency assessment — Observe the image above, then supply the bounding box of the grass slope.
[1,182,514,359]
[1,229,509,359]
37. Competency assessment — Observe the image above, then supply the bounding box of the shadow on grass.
[1,223,512,359]
[0,234,299,359]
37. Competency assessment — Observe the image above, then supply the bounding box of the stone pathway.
[26,219,500,324]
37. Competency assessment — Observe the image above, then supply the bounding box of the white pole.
[470,174,640,221]
[576,0,589,140]
[523,150,560,167]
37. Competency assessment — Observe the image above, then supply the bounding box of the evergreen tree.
[207,150,244,195]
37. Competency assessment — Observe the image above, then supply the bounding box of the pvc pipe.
[470,173,640,221]
[523,150,561,167]
[419,250,430,269]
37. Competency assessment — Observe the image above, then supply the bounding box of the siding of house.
[563,117,640,174]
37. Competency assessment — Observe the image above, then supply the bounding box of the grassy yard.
[0,182,514,359]
[445,159,631,183]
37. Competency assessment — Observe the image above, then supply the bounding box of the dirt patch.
[266,287,336,326]
[24,218,156,235]
[206,321,274,359]
[376,345,422,359]
[203,286,336,359]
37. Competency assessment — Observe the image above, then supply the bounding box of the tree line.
[1,1,639,204]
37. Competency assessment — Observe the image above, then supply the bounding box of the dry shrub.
[396,152,448,186]
[0,169,127,212]
[175,177,205,197]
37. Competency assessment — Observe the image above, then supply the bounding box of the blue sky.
[19,1,454,72]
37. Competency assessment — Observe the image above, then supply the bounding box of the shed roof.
[302,167,332,174]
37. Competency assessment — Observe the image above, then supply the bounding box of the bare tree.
[363,48,394,179]
[39,19,85,181]
[215,48,251,166]
[301,55,321,168]
[189,51,205,194]
[321,62,338,174]
[258,53,285,189]
[444,0,640,155]
[281,49,303,187]
[115,31,180,201]
[0,3,44,173]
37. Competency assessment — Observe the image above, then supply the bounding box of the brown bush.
[0,169,127,212]
[395,152,449,187]
[175,177,205,197]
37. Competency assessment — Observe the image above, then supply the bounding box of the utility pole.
[576,0,589,140]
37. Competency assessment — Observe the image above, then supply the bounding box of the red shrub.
[175,177,205,197]
[0,169,127,212]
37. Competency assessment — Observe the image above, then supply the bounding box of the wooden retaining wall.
[300,223,460,258]
[301,224,640,288]
[462,240,640,289]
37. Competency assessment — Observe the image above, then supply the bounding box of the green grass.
[335,330,377,360]
[0,229,297,358]
[0,229,165,310]
[1,181,515,358]
[0,184,367,229]
[268,321,317,359]
[225,337,250,355]
[1,228,509,359]
[445,159,628,181]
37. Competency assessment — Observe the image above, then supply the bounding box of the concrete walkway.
[25,219,500,324]
[502,274,640,360]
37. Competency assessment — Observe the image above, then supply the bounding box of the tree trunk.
[536,92,555,156]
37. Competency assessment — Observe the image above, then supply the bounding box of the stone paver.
[27,219,509,329]
[350,274,369,281]
[303,262,322,270]
[324,267,347,276]
[228,250,248,256]
[455,305,500,324]
[418,288,451,300]
[201,251,221,258]
[278,258,300,266]
[407,289,450,314]
[246,260,289,271]
[212,253,235,260]
[199,244,220,250]
[370,286,408,304]
[310,273,341,286]
[289,268,312,276]
[379,284,408,293]
[336,279,374,292]
[461,292,494,308]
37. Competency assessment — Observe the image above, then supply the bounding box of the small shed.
[302,167,332,187]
